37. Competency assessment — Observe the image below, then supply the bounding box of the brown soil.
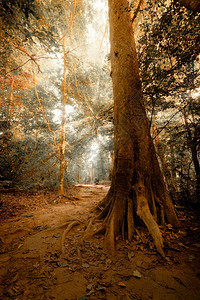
[0,185,200,300]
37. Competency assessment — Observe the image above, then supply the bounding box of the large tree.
[95,0,180,256]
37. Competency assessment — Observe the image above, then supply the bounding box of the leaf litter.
[0,185,200,299]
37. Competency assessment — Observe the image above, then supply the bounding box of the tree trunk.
[90,164,93,185]
[59,110,65,196]
[183,111,200,202]
[153,124,178,200]
[97,0,179,256]
[59,38,68,195]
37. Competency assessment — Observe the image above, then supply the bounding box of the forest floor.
[0,185,200,300]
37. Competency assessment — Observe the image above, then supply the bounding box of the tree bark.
[97,0,179,256]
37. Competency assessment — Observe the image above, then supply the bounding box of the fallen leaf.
[86,284,93,291]
[165,257,171,262]
[17,244,23,249]
[82,263,90,268]
[57,262,68,268]
[133,270,142,278]
[87,289,95,296]
[53,234,61,238]
[193,243,200,248]
[22,213,34,218]
[178,230,187,236]
[189,255,196,260]
[117,281,126,287]
[167,224,173,230]
[97,280,112,287]
[38,225,48,231]
[178,242,188,248]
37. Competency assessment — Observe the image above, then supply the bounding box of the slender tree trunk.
[78,165,81,184]
[9,77,15,123]
[90,164,93,184]
[59,38,68,195]
[153,124,177,199]
[59,110,66,195]
[59,0,77,194]
[170,144,178,186]
[183,111,200,202]
[96,0,179,256]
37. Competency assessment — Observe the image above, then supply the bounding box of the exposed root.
[85,180,169,257]
[80,216,107,245]
[93,224,106,236]
[46,219,81,232]
[104,214,115,255]
[86,216,95,229]
[155,195,165,226]
[61,220,81,254]
[103,191,131,254]
[134,182,165,257]
[96,186,113,215]
[97,198,112,220]
[149,185,157,221]
[80,217,95,243]
[127,196,135,241]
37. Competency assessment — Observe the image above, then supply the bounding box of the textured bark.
[97,0,179,256]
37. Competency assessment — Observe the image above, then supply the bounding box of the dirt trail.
[0,185,200,300]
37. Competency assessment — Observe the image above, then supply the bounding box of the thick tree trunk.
[97,0,179,256]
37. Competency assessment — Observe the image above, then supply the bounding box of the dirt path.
[0,185,200,300]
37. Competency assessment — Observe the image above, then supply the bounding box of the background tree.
[0,0,113,190]
[137,0,200,205]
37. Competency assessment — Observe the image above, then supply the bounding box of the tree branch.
[2,37,42,72]
[131,0,144,23]
[153,103,189,139]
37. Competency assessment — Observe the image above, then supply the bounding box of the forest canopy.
[0,0,199,207]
